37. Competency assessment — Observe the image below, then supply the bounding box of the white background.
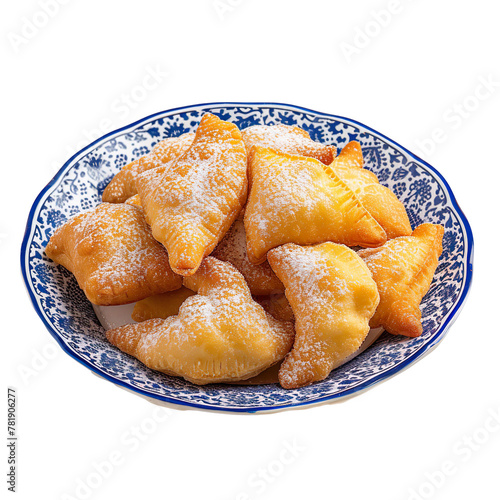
[2,1,499,499]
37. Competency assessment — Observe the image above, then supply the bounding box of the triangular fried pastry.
[106,258,295,385]
[241,124,336,164]
[268,243,379,389]
[131,287,196,322]
[330,141,412,238]
[102,133,195,203]
[46,203,182,305]
[244,147,387,264]
[212,216,284,295]
[136,113,248,276]
[358,223,444,337]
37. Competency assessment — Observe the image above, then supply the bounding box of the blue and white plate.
[20,102,473,413]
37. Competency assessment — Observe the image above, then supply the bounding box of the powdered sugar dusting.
[213,218,284,295]
[358,229,437,297]
[242,125,336,164]
[108,258,294,384]
[247,153,319,236]
[269,244,340,327]
[102,133,195,202]
[245,148,385,264]
[46,203,181,305]
[136,114,248,272]
[151,140,242,220]
[268,243,379,388]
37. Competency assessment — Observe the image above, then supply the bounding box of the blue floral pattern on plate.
[20,103,473,413]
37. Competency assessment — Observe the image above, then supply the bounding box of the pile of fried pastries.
[46,113,444,389]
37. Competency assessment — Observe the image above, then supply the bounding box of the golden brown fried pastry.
[268,243,379,389]
[102,133,195,203]
[212,216,284,295]
[46,203,182,305]
[106,257,295,385]
[330,142,411,239]
[132,287,196,322]
[244,147,387,264]
[255,294,294,322]
[136,113,248,276]
[241,124,336,164]
[332,140,363,169]
[358,223,444,337]
[124,194,142,207]
[134,165,165,205]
